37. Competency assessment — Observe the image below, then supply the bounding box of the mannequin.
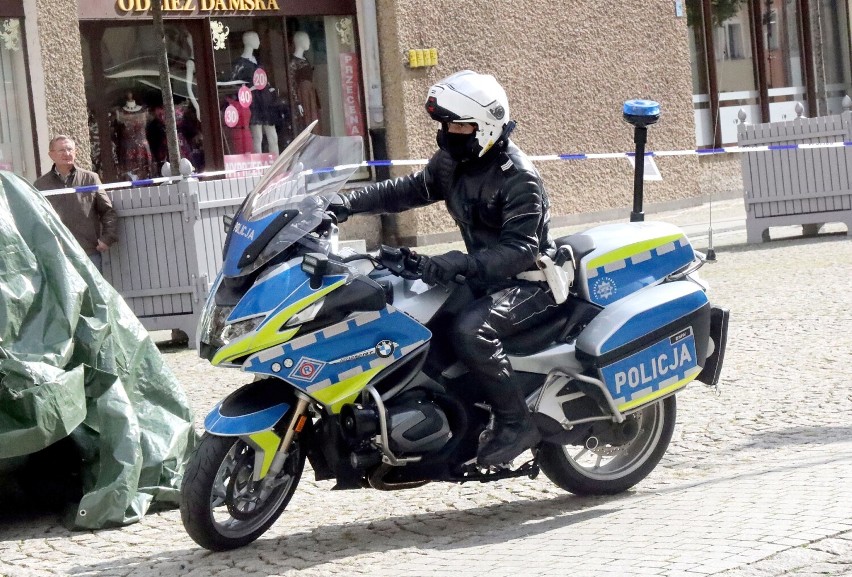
[114,91,153,179]
[289,31,321,133]
[231,30,279,155]
[151,101,196,166]
[123,95,142,113]
[292,30,309,59]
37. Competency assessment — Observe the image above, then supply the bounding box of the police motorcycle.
[180,105,729,551]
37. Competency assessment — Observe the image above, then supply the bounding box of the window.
[0,18,36,180]
[82,22,206,182]
[687,0,814,146]
[213,15,367,177]
[725,22,745,60]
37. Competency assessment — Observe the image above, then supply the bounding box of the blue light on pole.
[624,99,661,222]
[623,99,661,128]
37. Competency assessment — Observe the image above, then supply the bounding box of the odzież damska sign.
[115,0,280,14]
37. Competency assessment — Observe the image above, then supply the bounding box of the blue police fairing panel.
[204,401,290,436]
[227,261,347,324]
[202,378,298,435]
[243,305,432,411]
[222,212,279,278]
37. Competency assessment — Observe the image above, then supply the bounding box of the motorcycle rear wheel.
[539,396,676,495]
[180,432,305,551]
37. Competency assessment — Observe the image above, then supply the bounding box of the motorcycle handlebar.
[376,245,465,285]
[377,245,422,280]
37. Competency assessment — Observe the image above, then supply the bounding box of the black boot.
[477,385,540,467]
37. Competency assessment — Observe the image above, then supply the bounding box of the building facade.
[687,0,851,146]
[5,0,851,244]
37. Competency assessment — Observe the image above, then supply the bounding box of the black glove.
[421,250,474,286]
[328,193,352,223]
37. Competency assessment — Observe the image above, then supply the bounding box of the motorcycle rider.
[332,70,556,466]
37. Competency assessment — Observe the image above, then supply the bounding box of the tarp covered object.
[0,171,197,529]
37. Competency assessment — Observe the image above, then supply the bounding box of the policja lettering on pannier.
[613,337,694,395]
[601,327,700,406]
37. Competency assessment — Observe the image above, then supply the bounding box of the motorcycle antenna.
[704,107,729,263]
[623,100,661,222]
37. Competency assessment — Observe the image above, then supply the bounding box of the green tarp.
[0,171,197,528]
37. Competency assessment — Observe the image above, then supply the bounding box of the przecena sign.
[115,0,281,13]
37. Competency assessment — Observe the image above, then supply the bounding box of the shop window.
[82,23,205,182]
[212,15,367,178]
[0,17,36,181]
[820,0,852,113]
[689,0,832,146]
[761,0,805,115]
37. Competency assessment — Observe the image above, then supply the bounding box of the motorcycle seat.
[503,306,570,356]
[554,233,596,262]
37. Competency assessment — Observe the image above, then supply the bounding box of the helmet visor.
[425,95,462,123]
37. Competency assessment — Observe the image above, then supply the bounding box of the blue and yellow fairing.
[244,306,431,413]
[208,260,432,414]
[210,263,346,365]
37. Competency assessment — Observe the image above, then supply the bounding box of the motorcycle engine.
[387,400,451,453]
[341,396,452,455]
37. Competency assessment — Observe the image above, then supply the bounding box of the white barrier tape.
[38,165,271,198]
[39,140,852,197]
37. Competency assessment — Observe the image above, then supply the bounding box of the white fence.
[103,176,260,347]
[737,109,852,243]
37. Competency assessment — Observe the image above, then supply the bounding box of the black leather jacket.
[344,140,554,284]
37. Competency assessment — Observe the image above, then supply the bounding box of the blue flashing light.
[623,100,661,117]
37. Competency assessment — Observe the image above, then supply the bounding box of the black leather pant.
[451,283,558,402]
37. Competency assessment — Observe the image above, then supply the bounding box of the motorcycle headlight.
[198,304,233,360]
[223,315,266,341]
[198,307,266,362]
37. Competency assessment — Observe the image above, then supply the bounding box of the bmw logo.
[375,340,396,358]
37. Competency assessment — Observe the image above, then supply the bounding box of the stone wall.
[33,0,91,169]
[374,0,704,245]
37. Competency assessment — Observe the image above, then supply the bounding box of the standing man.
[34,135,118,272]
[331,70,556,467]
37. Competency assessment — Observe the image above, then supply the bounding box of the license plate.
[600,326,701,411]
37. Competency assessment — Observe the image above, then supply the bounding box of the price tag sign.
[224,104,239,128]
[253,67,268,90]
[238,85,253,108]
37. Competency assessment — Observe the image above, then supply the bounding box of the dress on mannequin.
[289,31,322,134]
[230,31,279,155]
[152,101,196,163]
[224,95,253,155]
[114,94,154,180]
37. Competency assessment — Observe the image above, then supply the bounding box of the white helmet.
[425,70,511,159]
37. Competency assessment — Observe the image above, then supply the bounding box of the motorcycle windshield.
[222,124,364,277]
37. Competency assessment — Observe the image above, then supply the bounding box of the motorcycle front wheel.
[539,396,676,495]
[180,432,305,551]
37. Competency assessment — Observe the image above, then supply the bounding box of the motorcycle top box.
[564,221,697,306]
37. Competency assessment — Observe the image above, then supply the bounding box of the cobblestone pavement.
[2,204,851,577]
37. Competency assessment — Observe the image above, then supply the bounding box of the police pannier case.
[575,281,711,412]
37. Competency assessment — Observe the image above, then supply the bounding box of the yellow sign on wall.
[407,48,438,68]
